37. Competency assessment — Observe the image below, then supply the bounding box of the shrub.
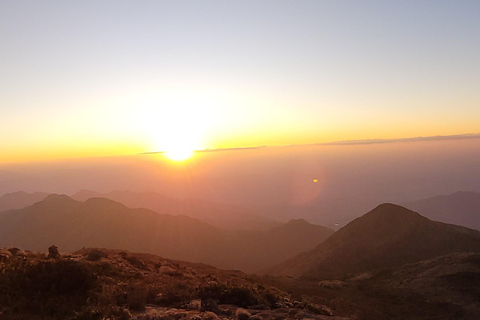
[124,255,147,270]
[199,284,258,308]
[86,249,107,261]
[0,259,97,318]
[127,286,147,312]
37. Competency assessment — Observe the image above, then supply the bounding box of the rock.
[14,249,27,258]
[7,247,20,255]
[120,308,132,320]
[295,311,319,320]
[169,311,187,320]
[48,245,60,259]
[218,304,237,316]
[201,298,220,314]
[189,299,202,310]
[271,311,289,320]
[204,311,220,320]
[318,280,346,289]
[0,249,12,262]
[236,308,251,320]
[304,303,333,316]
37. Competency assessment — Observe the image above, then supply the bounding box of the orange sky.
[1,2,480,163]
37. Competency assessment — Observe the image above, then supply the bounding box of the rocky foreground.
[0,247,351,320]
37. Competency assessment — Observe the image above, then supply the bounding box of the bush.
[199,284,258,308]
[124,255,147,270]
[86,249,107,261]
[127,286,147,312]
[0,259,97,318]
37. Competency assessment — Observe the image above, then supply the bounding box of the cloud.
[141,133,480,154]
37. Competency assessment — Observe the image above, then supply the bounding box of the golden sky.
[1,1,480,163]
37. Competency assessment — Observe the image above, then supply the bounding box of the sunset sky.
[1,1,480,163]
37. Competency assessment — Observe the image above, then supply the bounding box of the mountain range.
[71,190,280,231]
[0,194,333,273]
[269,203,480,279]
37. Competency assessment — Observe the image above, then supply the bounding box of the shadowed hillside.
[0,195,333,273]
[265,252,480,320]
[404,191,480,231]
[0,247,349,320]
[269,203,480,279]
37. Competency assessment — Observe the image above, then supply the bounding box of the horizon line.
[143,132,480,154]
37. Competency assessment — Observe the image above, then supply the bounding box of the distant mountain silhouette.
[0,195,333,273]
[229,219,334,272]
[403,191,480,231]
[0,194,225,265]
[72,190,280,231]
[0,191,50,212]
[269,203,480,279]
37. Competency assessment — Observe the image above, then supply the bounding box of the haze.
[1,136,479,229]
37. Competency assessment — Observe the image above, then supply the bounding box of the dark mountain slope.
[270,203,480,279]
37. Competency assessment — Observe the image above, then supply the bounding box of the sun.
[165,147,194,161]
[162,136,198,161]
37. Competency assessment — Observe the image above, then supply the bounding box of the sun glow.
[165,147,194,161]
[129,92,219,162]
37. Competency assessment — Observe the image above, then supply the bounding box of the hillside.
[403,191,480,231]
[72,190,280,231]
[265,252,480,320]
[0,247,348,320]
[0,191,50,212]
[269,203,480,279]
[0,195,333,273]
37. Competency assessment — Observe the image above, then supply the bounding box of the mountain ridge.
[0,195,333,273]
[72,189,281,231]
[269,203,480,279]
[403,191,480,231]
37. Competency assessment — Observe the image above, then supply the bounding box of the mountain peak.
[270,203,480,279]
[362,203,423,222]
[371,202,418,214]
